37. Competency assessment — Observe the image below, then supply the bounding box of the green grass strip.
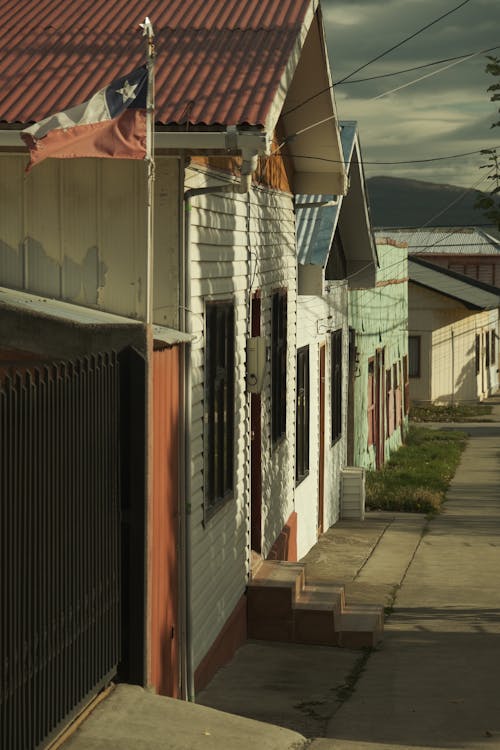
[366,426,467,514]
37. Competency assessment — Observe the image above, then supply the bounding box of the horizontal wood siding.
[295,291,348,558]
[187,171,296,669]
[0,154,179,327]
[349,243,409,469]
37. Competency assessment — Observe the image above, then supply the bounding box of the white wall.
[0,153,180,326]
[409,282,499,403]
[295,284,348,559]
[186,168,297,669]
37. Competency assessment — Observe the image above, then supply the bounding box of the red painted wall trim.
[194,595,247,692]
[266,511,298,562]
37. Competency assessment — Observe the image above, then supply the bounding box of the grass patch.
[410,403,493,422]
[366,426,467,514]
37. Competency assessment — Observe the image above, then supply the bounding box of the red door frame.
[250,292,262,553]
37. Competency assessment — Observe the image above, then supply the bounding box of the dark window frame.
[295,346,310,485]
[475,333,481,375]
[271,289,287,445]
[204,300,235,519]
[485,331,490,368]
[408,335,421,378]
[491,329,496,366]
[331,329,343,445]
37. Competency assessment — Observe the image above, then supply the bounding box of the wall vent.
[340,467,365,520]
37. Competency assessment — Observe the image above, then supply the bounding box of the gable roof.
[382,227,500,256]
[409,256,500,310]
[0,0,311,128]
[296,121,377,283]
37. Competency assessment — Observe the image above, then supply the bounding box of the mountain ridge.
[366,175,493,229]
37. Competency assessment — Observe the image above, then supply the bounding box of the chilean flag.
[22,66,149,171]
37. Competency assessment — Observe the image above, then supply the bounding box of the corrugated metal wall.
[0,154,180,327]
[151,344,181,697]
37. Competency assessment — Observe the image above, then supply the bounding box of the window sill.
[295,471,310,487]
[203,491,234,526]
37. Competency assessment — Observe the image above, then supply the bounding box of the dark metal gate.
[1,352,121,750]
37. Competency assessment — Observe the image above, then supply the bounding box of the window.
[386,368,393,437]
[485,331,490,368]
[403,355,410,415]
[331,329,343,444]
[295,346,310,484]
[475,334,481,375]
[367,359,375,446]
[492,329,496,366]
[408,336,420,378]
[204,301,235,512]
[271,290,287,443]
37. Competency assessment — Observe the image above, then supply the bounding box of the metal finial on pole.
[141,16,155,325]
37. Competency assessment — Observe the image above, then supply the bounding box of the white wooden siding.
[0,154,180,326]
[295,289,348,558]
[187,171,297,669]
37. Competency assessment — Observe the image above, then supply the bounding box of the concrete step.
[247,561,306,624]
[247,560,384,650]
[336,605,384,648]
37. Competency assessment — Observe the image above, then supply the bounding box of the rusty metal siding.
[151,345,181,697]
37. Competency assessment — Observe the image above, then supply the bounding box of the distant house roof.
[0,0,311,129]
[295,121,377,283]
[381,228,500,256]
[409,256,500,310]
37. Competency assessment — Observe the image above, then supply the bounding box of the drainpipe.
[181,141,264,703]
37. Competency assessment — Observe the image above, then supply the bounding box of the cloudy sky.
[322,0,499,188]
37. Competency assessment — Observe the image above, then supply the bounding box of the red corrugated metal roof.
[0,0,311,126]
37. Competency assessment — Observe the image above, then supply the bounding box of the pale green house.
[348,237,409,470]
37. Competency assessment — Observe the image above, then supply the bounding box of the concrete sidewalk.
[313,392,500,750]
[61,393,500,750]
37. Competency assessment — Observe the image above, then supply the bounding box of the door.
[151,345,180,697]
[318,345,326,534]
[251,292,262,553]
[375,348,385,468]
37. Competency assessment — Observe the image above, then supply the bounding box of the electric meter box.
[246,336,266,393]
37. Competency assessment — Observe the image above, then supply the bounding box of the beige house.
[409,257,500,403]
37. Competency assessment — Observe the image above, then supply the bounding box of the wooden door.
[318,345,326,534]
[251,292,262,553]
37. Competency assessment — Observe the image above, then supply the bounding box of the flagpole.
[142,16,155,325]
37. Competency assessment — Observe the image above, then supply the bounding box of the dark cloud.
[322,0,499,186]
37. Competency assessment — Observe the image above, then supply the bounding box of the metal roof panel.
[0,0,311,127]
[378,228,500,256]
[409,257,500,309]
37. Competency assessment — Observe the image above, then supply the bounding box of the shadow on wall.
[0,237,107,304]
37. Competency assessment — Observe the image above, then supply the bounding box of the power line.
[335,0,473,85]
[337,45,500,85]
[273,147,500,166]
[283,0,473,118]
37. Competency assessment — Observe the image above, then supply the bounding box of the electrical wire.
[272,147,500,166]
[283,0,474,117]
[337,45,500,85]
[335,0,473,85]
[372,48,492,101]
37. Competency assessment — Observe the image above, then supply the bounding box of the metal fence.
[0,352,121,750]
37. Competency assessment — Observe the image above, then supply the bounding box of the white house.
[409,257,500,403]
[294,122,378,555]
[0,2,349,738]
